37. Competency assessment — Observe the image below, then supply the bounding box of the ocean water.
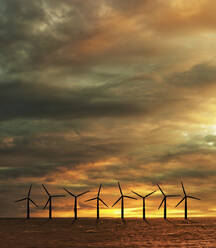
[0,218,215,248]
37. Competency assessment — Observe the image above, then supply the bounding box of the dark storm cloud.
[0,0,47,71]
[0,80,144,121]
[0,131,128,167]
[0,0,107,75]
[0,165,54,179]
[0,0,177,79]
[1,71,203,125]
[1,0,172,125]
[1,0,208,127]
[1,0,216,78]
[0,72,196,123]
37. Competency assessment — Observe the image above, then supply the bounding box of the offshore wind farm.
[13,181,201,220]
[1,181,214,248]
[0,180,213,248]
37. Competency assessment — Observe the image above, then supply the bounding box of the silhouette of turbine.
[112,182,136,219]
[63,187,90,219]
[42,184,65,219]
[15,184,38,219]
[132,190,156,219]
[157,184,179,219]
[175,182,200,220]
[85,184,108,219]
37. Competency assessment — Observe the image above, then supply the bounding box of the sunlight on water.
[0,218,216,247]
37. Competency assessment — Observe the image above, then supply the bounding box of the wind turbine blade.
[15,198,27,203]
[63,188,75,197]
[145,190,156,198]
[77,190,90,197]
[167,195,180,198]
[28,184,32,197]
[175,197,185,208]
[112,196,122,207]
[52,195,65,197]
[85,197,97,202]
[187,196,201,200]
[157,184,165,196]
[124,195,137,200]
[158,198,165,210]
[43,199,50,209]
[42,184,50,196]
[98,184,102,197]
[99,198,109,207]
[181,181,186,196]
[118,182,123,195]
[131,191,143,198]
[29,198,39,208]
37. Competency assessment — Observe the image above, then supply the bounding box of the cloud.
[0,80,145,121]
[107,0,216,35]
[0,0,216,217]
[168,64,216,89]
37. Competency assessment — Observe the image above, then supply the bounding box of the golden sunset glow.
[1,0,216,219]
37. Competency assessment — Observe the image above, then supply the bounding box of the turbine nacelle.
[15,184,38,207]
[42,184,65,199]
[63,187,90,219]
[131,190,156,199]
[157,184,179,219]
[15,184,38,218]
[85,184,108,208]
[112,182,136,207]
[85,196,109,207]
[42,184,65,218]
[63,187,90,198]
[131,189,156,220]
[112,182,136,219]
[85,184,108,219]
[157,184,180,209]
[112,195,136,207]
[175,182,200,208]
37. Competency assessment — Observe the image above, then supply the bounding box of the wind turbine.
[132,189,156,220]
[157,184,179,219]
[15,184,38,219]
[175,182,200,220]
[112,182,136,219]
[85,184,108,219]
[63,187,90,219]
[42,184,65,219]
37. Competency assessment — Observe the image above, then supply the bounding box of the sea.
[0,218,215,247]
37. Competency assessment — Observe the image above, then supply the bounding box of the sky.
[1,0,216,218]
